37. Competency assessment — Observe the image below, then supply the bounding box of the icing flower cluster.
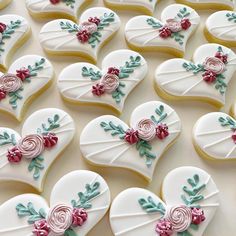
[7,133,58,163]
[32,204,88,236]
[125,119,169,144]
[0,22,6,42]
[156,206,205,236]
[92,67,120,96]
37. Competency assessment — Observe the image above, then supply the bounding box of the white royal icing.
[57,49,148,113]
[104,0,157,14]
[125,4,200,56]
[155,43,236,107]
[193,112,236,160]
[80,101,181,181]
[0,108,75,191]
[26,0,89,20]
[0,15,30,70]
[110,166,219,236]
[206,11,236,43]
[39,7,121,62]
[0,170,110,236]
[0,55,54,121]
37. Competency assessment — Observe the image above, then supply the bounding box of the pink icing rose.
[17,134,45,159]
[47,204,73,235]
[43,133,58,148]
[32,219,50,236]
[215,51,228,64]
[72,208,88,226]
[156,219,173,236]
[7,146,22,163]
[76,30,91,43]
[202,70,217,83]
[203,57,225,74]
[92,83,105,96]
[0,74,22,93]
[165,205,192,232]
[166,19,182,33]
[100,73,120,93]
[124,128,139,144]
[136,119,156,141]
[107,67,120,76]
[191,208,205,225]
[159,26,172,39]
[181,18,191,30]
[156,124,169,140]
[16,67,30,81]
[232,131,236,144]
[80,21,98,34]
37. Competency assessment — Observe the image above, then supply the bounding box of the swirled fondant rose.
[47,204,73,235]
[135,119,156,141]
[0,74,22,92]
[100,73,120,93]
[17,134,45,159]
[80,22,98,34]
[165,206,192,232]
[166,19,182,32]
[203,57,225,74]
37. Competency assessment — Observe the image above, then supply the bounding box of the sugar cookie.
[104,0,158,15]
[39,7,121,63]
[80,101,181,181]
[110,166,219,236]
[0,108,75,191]
[0,0,12,9]
[193,111,236,160]
[57,49,147,113]
[205,11,236,47]
[125,4,200,57]
[0,55,54,121]
[0,15,31,72]
[26,0,93,22]
[0,170,110,235]
[155,44,236,108]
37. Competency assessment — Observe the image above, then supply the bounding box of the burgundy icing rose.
[156,219,173,236]
[191,208,205,225]
[16,67,30,81]
[203,57,225,74]
[180,18,191,30]
[166,19,182,33]
[76,30,91,43]
[136,118,156,141]
[156,124,169,140]
[72,208,88,226]
[232,131,236,144]
[107,67,120,76]
[50,0,60,4]
[88,17,101,26]
[92,83,105,96]
[32,219,50,236]
[7,146,22,163]
[159,26,172,39]
[0,89,6,100]
[43,133,58,148]
[80,22,98,34]
[215,51,228,64]
[0,74,22,93]
[100,73,120,93]
[124,129,139,144]
[202,70,217,83]
[0,22,6,33]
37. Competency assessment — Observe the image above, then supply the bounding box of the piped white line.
[80,139,123,146]
[61,82,93,93]
[110,146,131,164]
[203,135,232,148]
[196,128,232,136]
[225,145,236,158]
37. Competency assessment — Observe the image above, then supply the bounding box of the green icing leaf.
[176,7,191,19]
[65,228,77,236]
[218,116,236,129]
[100,121,126,139]
[178,230,192,236]
[0,131,16,146]
[81,67,102,81]
[138,196,165,215]
[16,202,46,224]
[37,114,61,135]
[151,105,167,124]
[182,62,205,74]
[60,21,79,33]
[147,18,162,29]
[8,88,24,109]
[226,12,236,23]
[28,155,44,180]
[61,0,75,9]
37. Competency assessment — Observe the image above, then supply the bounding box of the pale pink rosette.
[47,204,73,236]
[80,21,98,34]
[165,205,192,232]
[136,118,156,141]
[100,73,120,93]
[166,19,182,32]
[203,57,225,74]
[0,74,22,92]
[17,134,45,159]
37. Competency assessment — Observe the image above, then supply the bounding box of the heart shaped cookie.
[0,15,31,72]
[57,49,147,113]
[0,55,54,121]
[39,7,121,63]
[0,0,12,9]
[205,11,236,47]
[0,170,110,236]
[175,0,234,10]
[26,0,93,21]
[193,111,236,160]
[104,0,158,15]
[0,108,75,191]
[125,4,200,57]
[110,166,219,236]
[155,44,236,108]
[80,101,181,181]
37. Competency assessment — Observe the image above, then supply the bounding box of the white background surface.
[0,0,236,235]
